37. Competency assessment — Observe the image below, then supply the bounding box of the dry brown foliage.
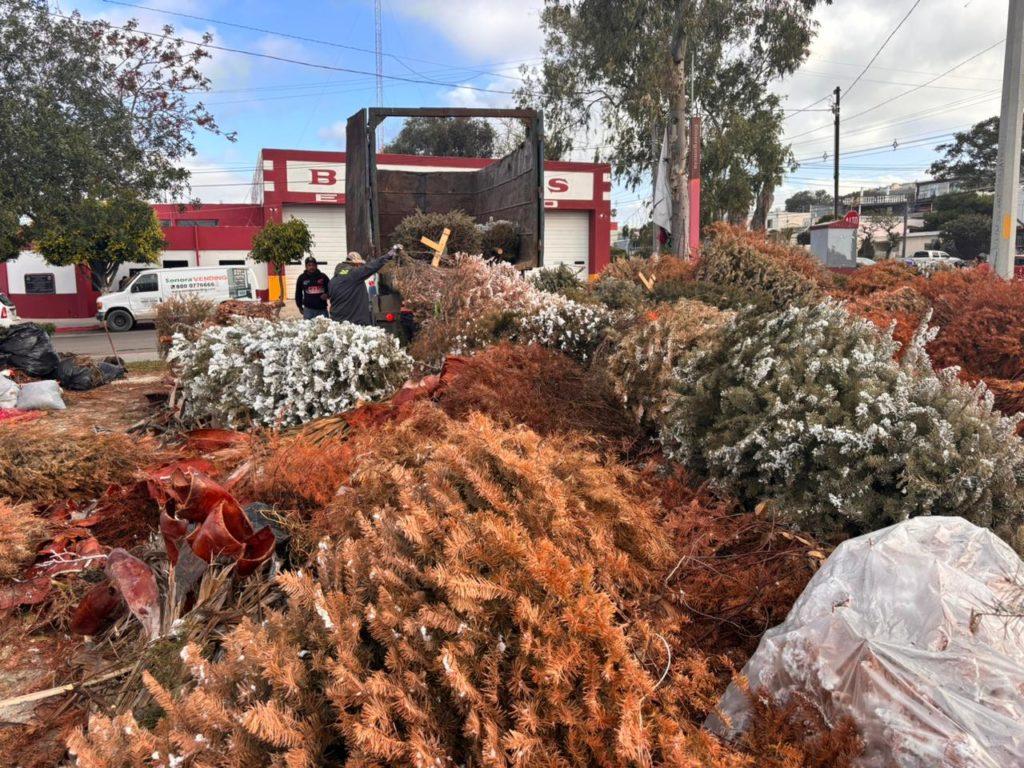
[434,342,640,447]
[695,225,830,311]
[0,499,49,578]
[842,287,928,358]
[68,407,859,767]
[385,254,536,364]
[836,259,918,296]
[602,253,697,286]
[646,468,824,662]
[154,295,216,346]
[0,420,156,506]
[917,265,1024,381]
[214,299,282,324]
[607,300,733,427]
[241,432,354,514]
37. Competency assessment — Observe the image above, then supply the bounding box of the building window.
[219,259,245,265]
[159,219,172,228]
[24,274,56,294]
[162,259,189,268]
[177,219,219,227]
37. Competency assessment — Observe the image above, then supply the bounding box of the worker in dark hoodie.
[328,245,402,325]
[294,256,331,319]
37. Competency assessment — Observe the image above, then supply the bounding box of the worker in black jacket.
[328,246,402,326]
[294,256,331,319]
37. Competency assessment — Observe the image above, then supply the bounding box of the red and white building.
[0,149,613,319]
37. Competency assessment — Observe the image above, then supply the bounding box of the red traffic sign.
[843,210,860,227]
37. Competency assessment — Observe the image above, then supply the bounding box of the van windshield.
[130,273,159,293]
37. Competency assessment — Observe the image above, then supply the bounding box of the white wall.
[6,251,78,294]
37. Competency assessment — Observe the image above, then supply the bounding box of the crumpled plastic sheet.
[708,516,1024,768]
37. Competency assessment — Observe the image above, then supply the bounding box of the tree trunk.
[669,4,690,257]
[751,180,774,230]
[650,120,661,257]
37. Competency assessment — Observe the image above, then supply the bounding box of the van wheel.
[105,309,134,332]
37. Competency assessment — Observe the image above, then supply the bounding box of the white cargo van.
[96,266,259,331]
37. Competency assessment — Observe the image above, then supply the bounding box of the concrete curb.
[54,324,102,334]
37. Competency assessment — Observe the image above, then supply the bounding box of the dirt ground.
[52,372,170,434]
[0,368,171,766]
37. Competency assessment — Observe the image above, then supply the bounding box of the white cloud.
[394,0,544,63]
[775,0,1006,198]
[317,120,347,146]
[180,156,257,204]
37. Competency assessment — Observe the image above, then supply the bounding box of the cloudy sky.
[63,0,1009,227]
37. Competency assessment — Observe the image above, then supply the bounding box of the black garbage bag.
[56,353,125,391]
[0,323,59,378]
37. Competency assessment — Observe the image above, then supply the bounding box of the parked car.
[856,256,877,267]
[905,249,964,271]
[96,266,259,332]
[0,292,18,328]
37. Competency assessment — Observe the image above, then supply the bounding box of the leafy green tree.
[0,0,233,258]
[250,219,313,296]
[382,117,496,157]
[923,191,993,230]
[928,117,1023,189]
[35,197,165,291]
[940,213,991,260]
[785,190,833,213]
[521,0,824,254]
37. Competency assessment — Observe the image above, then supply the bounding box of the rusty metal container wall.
[344,108,543,266]
[473,130,541,267]
[345,109,374,258]
[376,169,478,248]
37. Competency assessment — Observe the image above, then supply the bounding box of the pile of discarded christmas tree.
[7,224,1024,767]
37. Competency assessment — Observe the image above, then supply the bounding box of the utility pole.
[901,198,909,260]
[832,86,841,219]
[989,1,1024,279]
[374,0,384,108]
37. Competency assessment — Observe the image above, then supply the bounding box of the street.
[53,327,159,362]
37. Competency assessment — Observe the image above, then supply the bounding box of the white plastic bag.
[708,516,1024,768]
[16,380,65,411]
[0,371,17,409]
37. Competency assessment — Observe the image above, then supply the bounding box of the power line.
[784,39,1004,143]
[100,0,529,84]
[52,10,522,97]
[843,0,922,98]
[788,88,1000,152]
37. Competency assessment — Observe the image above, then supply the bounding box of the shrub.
[592,276,647,310]
[478,218,521,261]
[528,263,583,294]
[0,500,49,578]
[154,296,217,357]
[386,254,538,365]
[435,343,639,446]
[0,421,155,506]
[661,300,1024,547]
[390,209,481,256]
[696,224,827,309]
[170,317,413,427]
[608,299,733,426]
[512,292,612,362]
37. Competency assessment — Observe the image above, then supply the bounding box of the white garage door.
[543,211,590,278]
[282,204,348,286]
